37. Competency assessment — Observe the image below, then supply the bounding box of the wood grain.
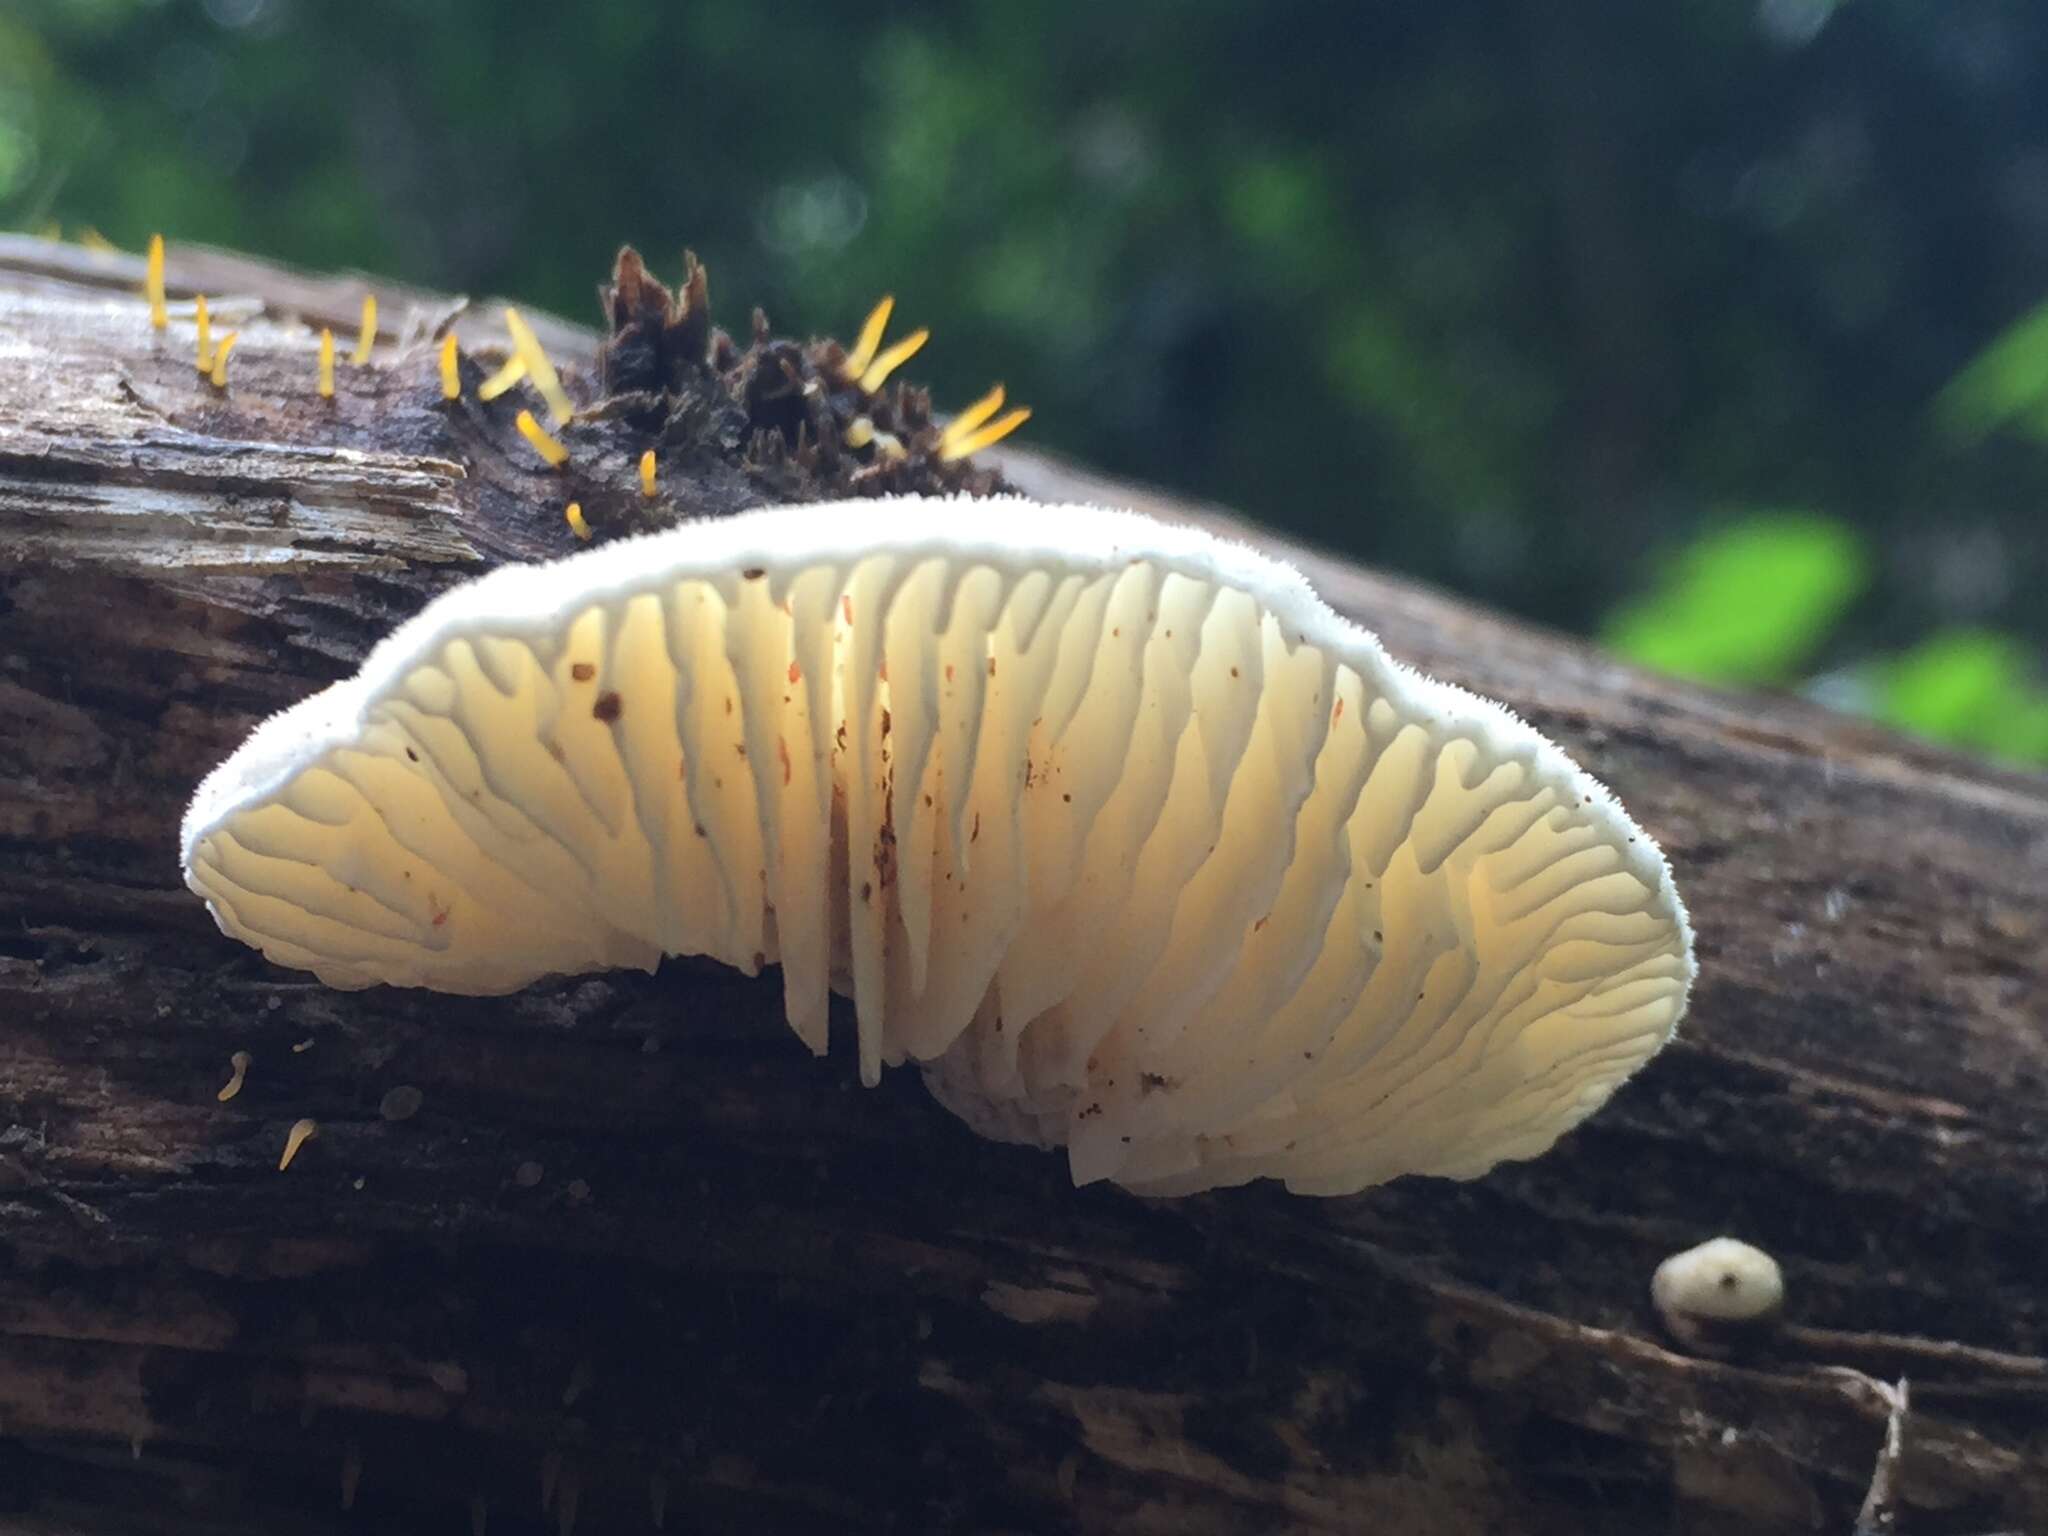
[0,237,2042,1535]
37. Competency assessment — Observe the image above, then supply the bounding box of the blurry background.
[5,0,2046,765]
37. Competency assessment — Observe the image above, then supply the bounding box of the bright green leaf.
[1933,297,2048,445]
[1602,512,1870,685]
[1872,629,2048,764]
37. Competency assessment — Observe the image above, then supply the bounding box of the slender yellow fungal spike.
[639,449,656,498]
[208,331,238,389]
[351,294,377,365]
[555,1467,580,1536]
[146,234,167,331]
[34,220,59,241]
[518,409,570,467]
[938,405,1032,462]
[841,295,895,381]
[938,384,1007,451]
[842,416,875,450]
[78,226,117,253]
[478,354,528,401]
[564,501,591,541]
[562,1357,593,1406]
[279,1117,319,1171]
[318,328,335,398]
[873,430,908,463]
[194,294,213,373]
[504,307,574,427]
[440,332,462,399]
[216,1049,252,1103]
[859,327,930,394]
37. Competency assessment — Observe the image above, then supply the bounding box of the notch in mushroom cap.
[181,496,1695,1196]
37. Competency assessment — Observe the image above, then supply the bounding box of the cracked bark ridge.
[0,234,2043,1535]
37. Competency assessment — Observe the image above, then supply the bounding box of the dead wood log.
[0,234,2042,1536]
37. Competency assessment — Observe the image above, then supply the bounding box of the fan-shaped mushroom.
[182,496,1694,1194]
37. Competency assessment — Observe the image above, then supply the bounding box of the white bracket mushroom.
[181,496,1695,1195]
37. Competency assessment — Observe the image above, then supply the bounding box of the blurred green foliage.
[5,0,2045,769]
[1601,513,1871,686]
[1605,513,2048,765]
[1871,630,2048,763]
[1932,297,2048,445]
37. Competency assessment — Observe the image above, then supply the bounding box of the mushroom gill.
[181,496,1694,1195]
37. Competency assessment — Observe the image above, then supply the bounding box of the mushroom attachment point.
[1651,1236,1785,1356]
[181,497,1694,1196]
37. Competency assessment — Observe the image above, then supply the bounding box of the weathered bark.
[0,235,2042,1536]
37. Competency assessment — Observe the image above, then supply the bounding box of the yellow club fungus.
[639,449,657,498]
[859,327,930,395]
[939,405,1032,463]
[34,220,59,241]
[279,1117,319,1171]
[318,328,335,398]
[840,295,895,381]
[562,1357,593,1406]
[78,226,117,254]
[504,307,575,427]
[564,501,592,540]
[207,331,238,389]
[555,1465,580,1536]
[193,294,213,373]
[216,1049,252,1102]
[351,294,377,364]
[440,332,462,399]
[541,1450,561,1512]
[939,384,1006,446]
[517,409,570,467]
[842,416,876,450]
[478,354,528,401]
[871,429,908,462]
[146,234,167,330]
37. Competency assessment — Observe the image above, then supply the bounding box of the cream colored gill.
[182,496,1694,1195]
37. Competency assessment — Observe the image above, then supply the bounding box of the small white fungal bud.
[340,1438,361,1510]
[1651,1235,1785,1356]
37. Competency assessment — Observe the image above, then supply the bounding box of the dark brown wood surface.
[0,235,2042,1535]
